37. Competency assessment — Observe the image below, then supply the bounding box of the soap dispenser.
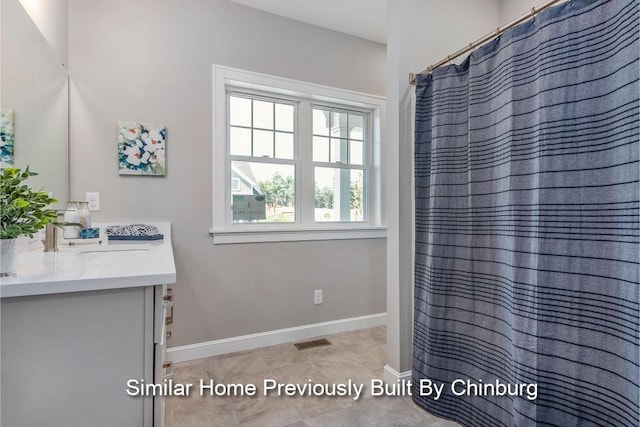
[62,201,92,239]
[78,201,91,229]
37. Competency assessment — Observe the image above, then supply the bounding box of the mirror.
[0,0,68,207]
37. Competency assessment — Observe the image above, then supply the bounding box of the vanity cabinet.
[0,222,176,427]
[1,284,173,427]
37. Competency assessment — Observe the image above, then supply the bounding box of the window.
[212,65,385,244]
[312,108,366,222]
[229,94,296,223]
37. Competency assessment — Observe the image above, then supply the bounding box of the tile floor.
[165,326,460,427]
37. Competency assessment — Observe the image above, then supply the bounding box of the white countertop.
[0,222,176,298]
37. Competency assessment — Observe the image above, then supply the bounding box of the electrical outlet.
[85,192,100,211]
[314,290,323,305]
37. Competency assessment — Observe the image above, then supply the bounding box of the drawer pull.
[162,361,174,381]
[161,291,174,325]
[163,297,174,326]
[165,305,174,325]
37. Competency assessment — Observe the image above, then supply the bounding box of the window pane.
[313,109,330,136]
[330,138,347,163]
[275,132,294,159]
[230,96,251,127]
[230,127,251,156]
[349,169,365,222]
[253,130,273,158]
[275,104,294,132]
[313,136,329,162]
[330,111,348,138]
[231,161,295,223]
[253,100,274,129]
[314,167,365,222]
[350,140,363,165]
[349,114,364,140]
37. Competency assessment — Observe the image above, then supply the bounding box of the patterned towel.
[105,224,163,241]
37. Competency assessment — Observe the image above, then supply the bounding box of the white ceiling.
[227,0,387,45]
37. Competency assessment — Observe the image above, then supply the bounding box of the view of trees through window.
[249,171,364,222]
[257,172,295,222]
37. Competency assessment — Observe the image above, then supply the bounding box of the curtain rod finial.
[409,73,417,85]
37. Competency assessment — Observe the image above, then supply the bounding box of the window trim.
[212,65,386,244]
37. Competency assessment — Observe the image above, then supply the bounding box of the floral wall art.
[0,109,15,169]
[118,120,166,176]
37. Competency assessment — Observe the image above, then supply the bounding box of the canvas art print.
[0,109,15,169]
[118,121,166,175]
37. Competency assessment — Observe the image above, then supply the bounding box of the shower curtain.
[412,0,639,426]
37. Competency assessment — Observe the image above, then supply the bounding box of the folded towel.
[105,224,164,241]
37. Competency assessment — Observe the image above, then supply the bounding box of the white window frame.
[212,65,386,244]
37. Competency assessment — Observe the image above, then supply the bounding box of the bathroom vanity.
[0,223,176,427]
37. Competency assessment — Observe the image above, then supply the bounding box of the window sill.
[210,227,387,244]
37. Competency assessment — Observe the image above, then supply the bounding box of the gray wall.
[67,0,387,347]
[16,0,68,67]
[1,0,68,206]
[500,0,551,24]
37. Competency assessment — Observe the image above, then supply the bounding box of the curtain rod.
[409,0,566,85]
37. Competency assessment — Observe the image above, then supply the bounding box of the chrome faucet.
[41,211,84,252]
[42,222,59,252]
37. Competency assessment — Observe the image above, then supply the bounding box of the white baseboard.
[383,364,412,384]
[167,312,386,363]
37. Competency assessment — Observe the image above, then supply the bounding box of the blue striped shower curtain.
[412,0,639,426]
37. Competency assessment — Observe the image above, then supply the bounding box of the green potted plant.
[1,167,58,276]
